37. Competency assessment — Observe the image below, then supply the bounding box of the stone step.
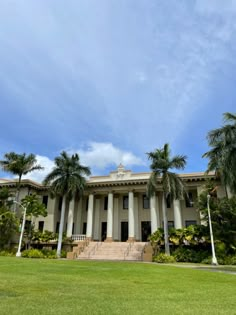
[77,241,146,261]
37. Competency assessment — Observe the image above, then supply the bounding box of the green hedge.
[0,250,16,257]
[21,249,67,259]
[153,253,176,263]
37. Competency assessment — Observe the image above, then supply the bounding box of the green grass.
[0,257,235,315]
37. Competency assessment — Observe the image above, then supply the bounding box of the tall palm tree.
[147,143,187,255]
[0,152,43,209]
[43,151,91,258]
[203,112,236,196]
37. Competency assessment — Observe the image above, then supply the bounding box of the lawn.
[0,257,235,315]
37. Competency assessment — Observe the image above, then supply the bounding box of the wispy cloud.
[76,142,144,170]
[22,142,144,183]
[0,1,236,175]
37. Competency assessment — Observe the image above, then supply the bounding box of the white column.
[86,194,94,240]
[93,198,101,240]
[75,197,83,234]
[134,195,140,241]
[113,197,119,241]
[106,192,113,241]
[173,199,182,229]
[128,191,135,241]
[197,186,207,225]
[150,193,160,233]
[66,197,75,237]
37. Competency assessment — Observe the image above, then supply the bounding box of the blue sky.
[0,0,236,182]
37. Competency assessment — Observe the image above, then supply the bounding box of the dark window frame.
[166,195,171,208]
[104,196,108,210]
[143,195,150,209]
[38,221,44,232]
[185,192,194,208]
[123,196,128,209]
[185,220,197,227]
[42,195,48,208]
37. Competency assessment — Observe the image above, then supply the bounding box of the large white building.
[0,165,224,243]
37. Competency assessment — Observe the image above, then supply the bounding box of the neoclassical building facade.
[0,165,224,242]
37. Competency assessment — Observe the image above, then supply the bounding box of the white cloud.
[76,142,144,170]
[23,142,144,182]
[23,155,55,183]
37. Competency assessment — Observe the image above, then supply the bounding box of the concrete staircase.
[77,241,147,261]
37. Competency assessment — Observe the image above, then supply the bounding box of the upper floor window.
[185,192,193,208]
[58,197,63,211]
[38,221,44,232]
[42,195,48,208]
[123,196,128,209]
[166,194,171,208]
[104,196,108,210]
[56,222,60,233]
[143,195,150,209]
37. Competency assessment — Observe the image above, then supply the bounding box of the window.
[83,222,87,235]
[166,195,171,208]
[58,197,63,211]
[104,196,108,210]
[38,221,44,232]
[42,195,48,208]
[185,220,197,227]
[143,195,150,209]
[25,220,31,232]
[168,221,174,229]
[162,221,175,229]
[185,192,193,208]
[56,222,60,233]
[123,196,128,209]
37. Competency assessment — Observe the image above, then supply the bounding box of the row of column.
[66,192,183,239]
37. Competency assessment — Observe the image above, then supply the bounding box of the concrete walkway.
[158,263,236,275]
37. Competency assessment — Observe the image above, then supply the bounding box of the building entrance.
[121,222,128,242]
[101,222,107,241]
[141,221,151,242]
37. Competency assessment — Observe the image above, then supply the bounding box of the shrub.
[153,253,176,263]
[0,250,16,257]
[172,247,209,263]
[229,256,236,265]
[201,257,212,264]
[22,249,44,258]
[21,248,67,259]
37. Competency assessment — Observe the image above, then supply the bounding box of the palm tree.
[43,151,91,258]
[0,152,43,209]
[147,143,187,255]
[203,112,236,196]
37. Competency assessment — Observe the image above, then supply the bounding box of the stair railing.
[123,242,132,260]
[88,242,101,258]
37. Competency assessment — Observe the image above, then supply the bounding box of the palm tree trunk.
[14,175,22,212]
[162,193,170,255]
[57,195,66,258]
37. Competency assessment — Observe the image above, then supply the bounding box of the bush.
[201,255,236,265]
[21,248,67,259]
[201,257,212,264]
[172,247,209,263]
[0,250,16,257]
[153,253,176,263]
[229,256,236,265]
[22,249,45,258]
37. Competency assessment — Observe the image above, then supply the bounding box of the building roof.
[0,166,216,190]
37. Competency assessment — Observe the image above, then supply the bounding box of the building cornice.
[0,171,216,191]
